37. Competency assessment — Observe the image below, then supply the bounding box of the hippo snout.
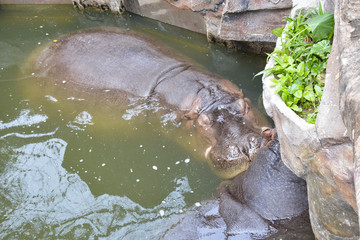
[208,145,251,170]
[206,133,265,178]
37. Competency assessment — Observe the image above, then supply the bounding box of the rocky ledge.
[72,0,293,54]
[263,0,360,238]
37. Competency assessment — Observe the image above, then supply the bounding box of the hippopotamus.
[25,28,271,178]
[152,134,313,239]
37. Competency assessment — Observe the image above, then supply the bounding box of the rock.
[223,0,292,13]
[290,0,318,18]
[262,0,360,238]
[122,0,207,34]
[335,0,360,232]
[216,8,291,43]
[262,48,321,177]
[73,0,123,13]
[72,0,293,53]
[316,29,349,147]
[165,0,292,53]
[308,143,359,239]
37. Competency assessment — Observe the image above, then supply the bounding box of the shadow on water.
[0,4,281,239]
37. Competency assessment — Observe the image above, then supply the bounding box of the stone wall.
[72,0,293,53]
[262,0,360,238]
[0,0,71,3]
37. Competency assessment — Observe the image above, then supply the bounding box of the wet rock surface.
[72,0,293,53]
[263,0,360,238]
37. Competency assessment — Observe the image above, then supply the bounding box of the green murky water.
[0,5,266,239]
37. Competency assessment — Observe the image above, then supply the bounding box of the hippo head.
[193,98,268,179]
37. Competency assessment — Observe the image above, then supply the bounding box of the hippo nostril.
[228,145,240,158]
[240,145,250,159]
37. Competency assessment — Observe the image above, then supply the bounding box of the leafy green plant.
[256,3,334,124]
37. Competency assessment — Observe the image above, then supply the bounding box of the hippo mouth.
[204,133,265,178]
[204,145,252,171]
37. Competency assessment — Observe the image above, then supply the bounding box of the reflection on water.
[0,137,192,239]
[0,4,267,239]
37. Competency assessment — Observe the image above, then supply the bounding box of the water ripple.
[0,138,191,239]
[0,109,47,130]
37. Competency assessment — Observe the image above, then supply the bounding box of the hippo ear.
[184,98,201,120]
[236,98,249,114]
[243,98,251,114]
[197,113,211,128]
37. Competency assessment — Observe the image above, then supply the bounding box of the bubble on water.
[167,167,170,170]
[101,163,106,167]
[39,25,43,28]
[152,166,158,170]
[184,158,190,163]
[77,112,94,125]
[195,202,201,207]
[139,145,143,148]
[130,168,133,173]
[79,159,83,163]
[162,145,166,148]
[136,179,140,182]
[175,161,180,165]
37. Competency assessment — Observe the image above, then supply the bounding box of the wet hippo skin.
[217,135,310,235]
[161,136,313,239]
[28,27,271,178]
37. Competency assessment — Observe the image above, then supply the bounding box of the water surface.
[0,5,266,239]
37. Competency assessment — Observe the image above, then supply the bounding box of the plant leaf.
[294,90,303,99]
[309,40,331,59]
[306,13,334,41]
[291,104,302,112]
[272,27,283,37]
[297,61,305,76]
[304,90,316,102]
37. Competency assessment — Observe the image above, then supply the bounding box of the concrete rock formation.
[72,0,293,53]
[263,0,360,238]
